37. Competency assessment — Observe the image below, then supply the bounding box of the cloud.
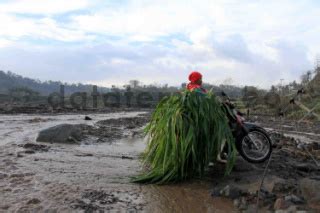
[0,0,90,14]
[0,35,312,89]
[0,14,93,42]
[0,0,318,88]
[0,39,12,48]
[213,34,253,63]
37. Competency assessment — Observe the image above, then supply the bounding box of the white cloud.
[0,14,92,41]
[0,0,319,88]
[0,0,90,14]
[0,39,12,48]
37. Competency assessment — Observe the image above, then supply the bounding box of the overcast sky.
[0,0,319,88]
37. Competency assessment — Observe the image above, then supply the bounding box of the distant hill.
[0,70,244,99]
[0,70,111,95]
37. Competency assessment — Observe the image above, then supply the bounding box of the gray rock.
[295,163,318,173]
[20,143,50,152]
[285,205,297,213]
[259,188,276,205]
[233,198,240,208]
[272,180,296,194]
[36,124,87,143]
[297,143,305,150]
[210,188,220,197]
[0,173,8,179]
[300,178,320,208]
[219,185,245,199]
[274,197,289,210]
[311,142,320,150]
[275,210,286,213]
[211,184,246,199]
[85,116,92,120]
[238,197,248,210]
[243,204,257,213]
[233,197,248,210]
[277,206,299,213]
[284,195,305,205]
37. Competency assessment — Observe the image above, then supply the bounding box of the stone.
[24,150,36,154]
[284,195,305,205]
[0,173,8,179]
[238,197,248,210]
[259,188,276,206]
[274,198,289,210]
[211,184,247,199]
[17,152,24,157]
[285,205,297,213]
[300,178,320,209]
[27,198,41,205]
[84,116,92,120]
[272,180,296,194]
[233,199,240,208]
[297,143,305,150]
[243,204,257,213]
[210,188,220,197]
[21,143,50,152]
[311,142,319,150]
[36,124,87,143]
[219,185,245,199]
[295,163,318,173]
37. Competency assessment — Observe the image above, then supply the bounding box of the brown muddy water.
[0,112,234,212]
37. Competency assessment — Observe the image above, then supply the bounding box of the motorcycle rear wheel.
[237,127,272,163]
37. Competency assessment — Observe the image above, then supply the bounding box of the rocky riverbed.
[0,112,319,212]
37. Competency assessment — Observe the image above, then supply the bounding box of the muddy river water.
[0,112,234,212]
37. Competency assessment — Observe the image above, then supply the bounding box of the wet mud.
[0,112,319,212]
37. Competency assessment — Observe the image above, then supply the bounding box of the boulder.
[36,124,87,143]
[259,188,277,206]
[19,143,50,152]
[274,197,290,210]
[272,179,297,194]
[220,185,240,198]
[300,178,320,210]
[211,185,246,199]
[311,142,320,150]
[284,195,305,205]
[274,205,297,213]
[295,163,319,173]
[85,116,92,120]
[0,173,8,179]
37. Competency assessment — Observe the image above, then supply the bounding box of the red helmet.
[189,71,202,83]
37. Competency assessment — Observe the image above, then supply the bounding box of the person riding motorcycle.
[185,71,272,164]
[186,71,207,94]
[186,71,236,119]
[186,71,229,163]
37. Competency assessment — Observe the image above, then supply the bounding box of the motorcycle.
[220,91,272,163]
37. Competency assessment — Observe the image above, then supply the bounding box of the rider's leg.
[217,139,227,164]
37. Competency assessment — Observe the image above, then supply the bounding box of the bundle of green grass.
[133,91,236,184]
